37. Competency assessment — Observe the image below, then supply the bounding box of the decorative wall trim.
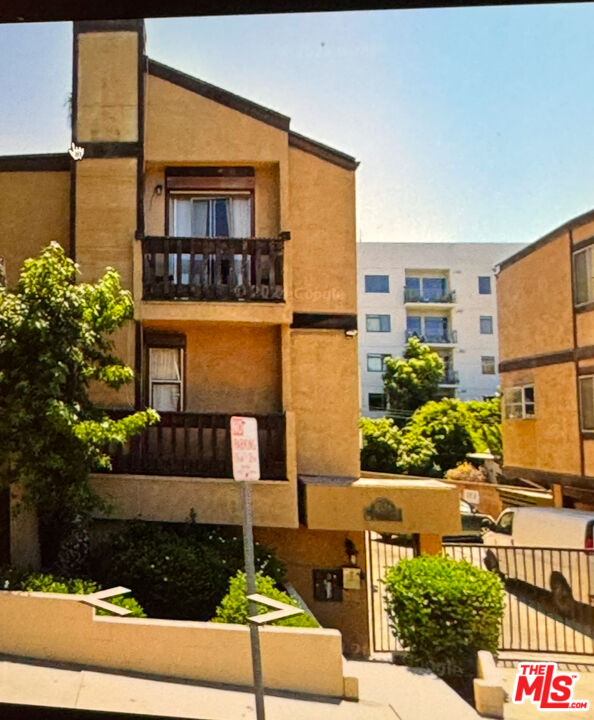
[81,142,141,159]
[288,131,359,171]
[572,235,594,253]
[148,58,291,132]
[499,349,574,373]
[291,314,357,331]
[0,154,70,172]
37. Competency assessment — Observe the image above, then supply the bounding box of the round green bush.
[212,571,319,628]
[90,521,286,621]
[384,554,504,680]
[0,567,145,617]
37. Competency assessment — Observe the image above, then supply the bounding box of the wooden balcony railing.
[142,235,287,302]
[105,411,286,480]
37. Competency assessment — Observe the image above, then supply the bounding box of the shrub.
[360,417,401,472]
[0,567,145,617]
[213,571,318,628]
[383,338,444,412]
[444,461,487,484]
[384,555,504,680]
[90,521,286,621]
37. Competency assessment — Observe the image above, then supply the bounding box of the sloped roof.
[147,58,358,171]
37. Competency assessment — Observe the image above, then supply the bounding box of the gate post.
[414,533,442,555]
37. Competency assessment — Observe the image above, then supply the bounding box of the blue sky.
[1,5,593,244]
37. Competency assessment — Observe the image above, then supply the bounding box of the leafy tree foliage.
[383,337,444,413]
[465,395,502,458]
[0,243,158,570]
[403,398,476,473]
[360,396,502,476]
[359,417,401,473]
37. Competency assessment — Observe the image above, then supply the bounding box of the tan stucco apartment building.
[497,209,594,510]
[0,20,459,655]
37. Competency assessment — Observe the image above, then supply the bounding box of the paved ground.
[498,659,594,719]
[0,656,481,719]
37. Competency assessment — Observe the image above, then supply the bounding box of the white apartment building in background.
[358,242,526,416]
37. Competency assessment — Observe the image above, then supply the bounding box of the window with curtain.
[149,347,183,412]
[167,194,253,287]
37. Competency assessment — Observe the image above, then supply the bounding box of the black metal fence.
[368,534,594,656]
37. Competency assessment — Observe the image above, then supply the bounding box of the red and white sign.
[513,662,589,711]
[230,416,260,482]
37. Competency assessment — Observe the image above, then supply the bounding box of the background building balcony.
[104,411,287,480]
[141,235,287,302]
[405,329,457,345]
[441,369,460,385]
[403,287,456,304]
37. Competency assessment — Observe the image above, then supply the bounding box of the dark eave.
[0,153,70,172]
[147,58,291,132]
[499,207,594,272]
[289,131,358,172]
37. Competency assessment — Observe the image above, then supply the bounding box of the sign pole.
[241,479,266,720]
[231,416,266,720]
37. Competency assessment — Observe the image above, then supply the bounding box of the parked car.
[482,507,594,614]
[442,500,496,544]
[380,500,495,545]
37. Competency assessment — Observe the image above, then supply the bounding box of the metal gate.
[368,533,594,656]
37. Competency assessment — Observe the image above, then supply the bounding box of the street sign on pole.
[231,416,266,720]
[231,415,260,482]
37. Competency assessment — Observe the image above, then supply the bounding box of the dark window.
[365,275,390,293]
[406,316,422,336]
[366,314,391,332]
[368,393,387,411]
[478,276,491,295]
[573,247,594,306]
[480,316,493,334]
[496,511,514,535]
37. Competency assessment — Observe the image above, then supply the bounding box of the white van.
[482,507,594,614]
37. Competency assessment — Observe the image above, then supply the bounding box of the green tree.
[0,243,158,571]
[383,337,444,413]
[359,417,401,473]
[401,398,476,474]
[465,395,502,458]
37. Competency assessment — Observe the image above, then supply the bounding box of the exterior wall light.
[155,184,164,196]
[345,329,358,338]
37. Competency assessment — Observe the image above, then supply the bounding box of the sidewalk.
[0,656,481,720]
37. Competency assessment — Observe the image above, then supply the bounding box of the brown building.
[0,20,459,656]
[497,208,594,510]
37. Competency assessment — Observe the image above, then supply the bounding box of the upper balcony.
[403,287,456,306]
[405,329,457,346]
[142,235,287,303]
[104,410,287,480]
[440,369,460,386]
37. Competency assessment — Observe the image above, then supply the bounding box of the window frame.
[504,385,535,420]
[367,353,390,372]
[579,375,594,431]
[364,274,390,293]
[168,190,254,238]
[573,246,594,307]
[481,356,496,375]
[479,315,494,335]
[366,314,391,332]
[144,332,187,412]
